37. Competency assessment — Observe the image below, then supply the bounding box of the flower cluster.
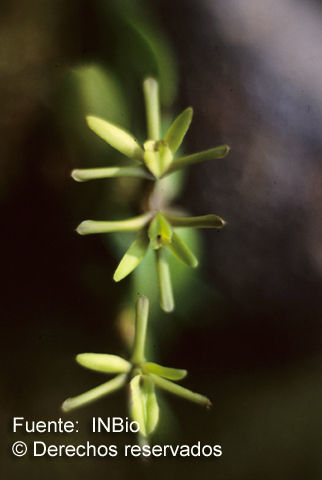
[72,78,229,312]
[62,296,210,438]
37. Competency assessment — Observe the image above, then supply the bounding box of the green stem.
[61,374,127,412]
[150,374,211,407]
[131,296,149,364]
[143,78,160,140]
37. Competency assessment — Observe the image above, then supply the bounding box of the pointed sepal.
[76,213,152,235]
[61,374,127,412]
[166,145,230,175]
[76,353,131,374]
[71,166,153,182]
[168,232,198,268]
[86,115,143,161]
[150,374,211,407]
[165,213,226,229]
[113,231,149,282]
[164,107,193,154]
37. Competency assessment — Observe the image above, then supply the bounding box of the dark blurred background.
[2,0,322,478]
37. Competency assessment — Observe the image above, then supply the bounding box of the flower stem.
[131,296,150,364]
[143,78,160,140]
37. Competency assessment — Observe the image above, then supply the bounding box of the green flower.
[77,211,225,312]
[72,78,229,312]
[61,296,211,438]
[72,78,229,182]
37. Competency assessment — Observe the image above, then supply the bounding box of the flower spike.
[61,296,211,437]
[72,78,229,311]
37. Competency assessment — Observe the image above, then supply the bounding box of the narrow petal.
[131,296,150,364]
[164,107,193,153]
[165,213,226,229]
[155,248,174,313]
[71,166,153,182]
[76,212,152,235]
[143,362,187,380]
[150,374,211,407]
[61,374,127,412]
[148,212,173,249]
[143,78,160,141]
[76,353,131,374]
[130,374,159,437]
[165,145,230,175]
[86,115,143,161]
[113,232,149,282]
[168,232,198,268]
